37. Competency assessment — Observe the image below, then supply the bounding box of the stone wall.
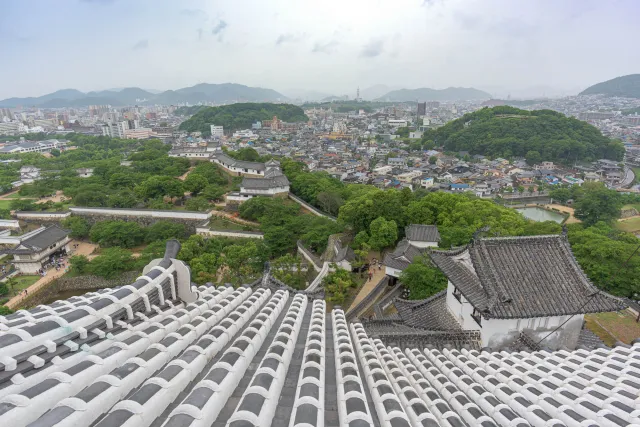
[14,271,139,309]
[621,208,639,218]
[75,213,205,234]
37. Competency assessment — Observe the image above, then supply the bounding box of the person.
[368,272,373,281]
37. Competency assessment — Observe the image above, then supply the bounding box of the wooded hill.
[422,106,624,162]
[178,103,308,135]
[580,74,640,98]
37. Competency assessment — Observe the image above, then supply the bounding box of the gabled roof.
[430,234,626,319]
[4,225,69,254]
[215,153,265,171]
[383,239,424,271]
[405,224,440,243]
[241,174,289,190]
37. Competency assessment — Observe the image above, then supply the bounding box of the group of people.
[366,258,383,281]
[37,255,68,277]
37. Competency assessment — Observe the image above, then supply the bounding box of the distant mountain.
[580,74,640,98]
[283,89,335,101]
[378,87,492,101]
[0,83,288,107]
[360,84,394,100]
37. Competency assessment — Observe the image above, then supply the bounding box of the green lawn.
[585,311,640,345]
[8,275,40,294]
[633,167,640,185]
[616,217,640,233]
[622,203,640,212]
[0,200,13,210]
[5,193,34,199]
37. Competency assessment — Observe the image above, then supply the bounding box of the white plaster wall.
[70,207,210,220]
[385,266,402,278]
[408,241,438,248]
[196,229,264,239]
[445,281,480,330]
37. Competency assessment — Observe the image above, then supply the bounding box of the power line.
[536,240,640,347]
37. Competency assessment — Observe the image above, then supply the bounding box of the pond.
[515,207,565,223]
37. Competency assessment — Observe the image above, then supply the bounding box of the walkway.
[545,204,581,224]
[5,240,97,309]
[177,166,195,181]
[348,257,386,311]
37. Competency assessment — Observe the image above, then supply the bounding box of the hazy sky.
[1,0,639,99]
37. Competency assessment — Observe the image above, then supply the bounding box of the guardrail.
[346,276,390,321]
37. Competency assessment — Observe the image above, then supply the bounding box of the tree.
[428,156,438,165]
[185,197,211,211]
[316,191,343,216]
[88,247,134,278]
[525,150,542,166]
[354,230,370,248]
[89,220,145,248]
[107,189,139,208]
[178,235,207,263]
[136,176,184,200]
[549,187,572,204]
[10,199,38,211]
[74,188,109,207]
[69,255,90,274]
[271,254,305,289]
[573,183,623,226]
[323,268,356,305]
[368,217,398,252]
[0,282,8,296]
[61,217,90,238]
[110,173,137,189]
[145,221,186,243]
[50,148,61,157]
[190,253,220,284]
[399,256,448,300]
[183,174,209,195]
[0,306,13,315]
[202,184,226,201]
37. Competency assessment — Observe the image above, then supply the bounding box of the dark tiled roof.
[382,239,424,271]
[241,174,289,189]
[215,153,265,171]
[394,290,462,330]
[431,235,626,319]
[405,224,440,243]
[5,225,69,254]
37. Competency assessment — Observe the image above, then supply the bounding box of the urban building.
[210,125,224,138]
[2,225,70,274]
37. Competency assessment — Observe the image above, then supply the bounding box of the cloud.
[212,20,228,34]
[79,0,116,3]
[360,39,384,58]
[180,8,205,17]
[132,39,149,50]
[311,40,339,54]
[197,28,204,41]
[275,33,306,45]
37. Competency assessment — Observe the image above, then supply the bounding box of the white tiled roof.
[0,264,639,427]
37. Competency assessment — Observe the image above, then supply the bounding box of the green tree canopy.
[89,220,145,248]
[399,256,448,300]
[573,183,623,226]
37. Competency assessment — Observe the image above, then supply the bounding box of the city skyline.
[1,0,639,99]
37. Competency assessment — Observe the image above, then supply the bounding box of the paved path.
[348,258,386,311]
[5,240,97,309]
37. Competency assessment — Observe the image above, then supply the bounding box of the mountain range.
[580,74,640,98]
[376,87,492,101]
[0,83,287,108]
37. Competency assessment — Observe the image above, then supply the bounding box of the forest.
[178,103,308,135]
[419,106,624,162]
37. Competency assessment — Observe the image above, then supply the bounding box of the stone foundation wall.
[621,208,639,218]
[15,271,139,309]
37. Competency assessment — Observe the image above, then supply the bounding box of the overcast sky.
[1,0,639,99]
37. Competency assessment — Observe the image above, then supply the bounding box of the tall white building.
[101,121,129,138]
[210,125,224,138]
